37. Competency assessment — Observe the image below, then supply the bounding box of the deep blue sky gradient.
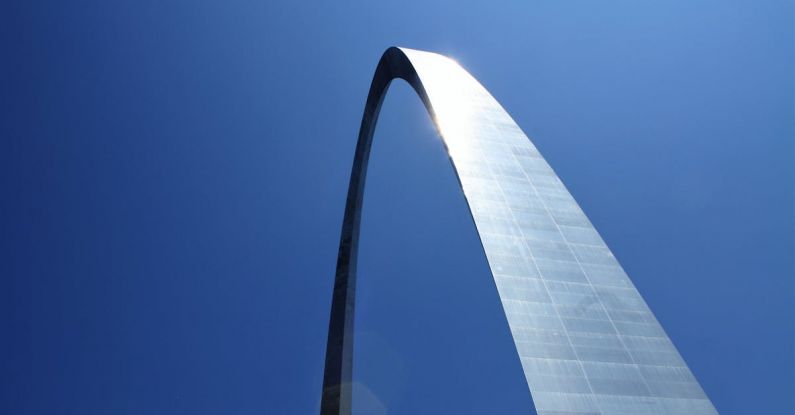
[2,1,793,414]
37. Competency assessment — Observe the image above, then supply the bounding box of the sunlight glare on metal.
[406,50,481,161]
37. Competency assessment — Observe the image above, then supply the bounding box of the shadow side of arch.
[320,46,436,415]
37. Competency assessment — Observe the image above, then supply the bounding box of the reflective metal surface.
[321,47,718,415]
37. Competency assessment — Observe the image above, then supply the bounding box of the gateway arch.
[320,47,717,415]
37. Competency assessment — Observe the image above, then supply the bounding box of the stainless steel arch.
[321,47,717,415]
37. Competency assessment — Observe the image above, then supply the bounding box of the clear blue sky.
[2,1,793,414]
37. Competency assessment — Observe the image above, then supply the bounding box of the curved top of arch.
[321,47,718,415]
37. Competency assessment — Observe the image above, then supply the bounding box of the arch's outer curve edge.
[320,47,718,415]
